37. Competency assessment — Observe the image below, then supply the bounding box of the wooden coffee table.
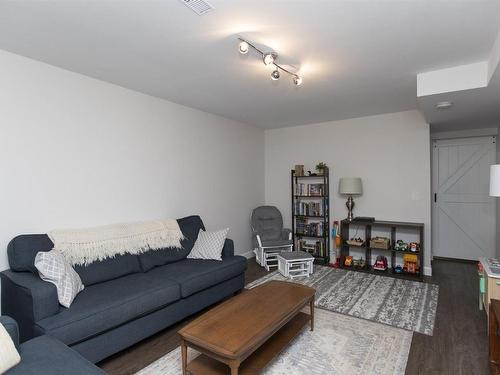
[178,280,315,375]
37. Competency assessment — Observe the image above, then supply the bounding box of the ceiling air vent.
[179,0,215,15]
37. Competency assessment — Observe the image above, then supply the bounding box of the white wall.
[0,49,265,276]
[265,110,432,274]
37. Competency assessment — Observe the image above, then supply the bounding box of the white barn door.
[432,136,496,260]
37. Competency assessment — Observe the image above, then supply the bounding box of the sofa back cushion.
[7,215,205,284]
[7,234,142,286]
[138,215,205,272]
[73,254,142,286]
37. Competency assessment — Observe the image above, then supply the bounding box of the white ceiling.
[418,63,500,132]
[0,0,500,129]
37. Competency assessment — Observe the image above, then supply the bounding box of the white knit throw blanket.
[48,219,184,266]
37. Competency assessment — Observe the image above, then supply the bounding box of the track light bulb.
[238,41,249,54]
[271,69,280,81]
[263,52,277,65]
[293,76,303,86]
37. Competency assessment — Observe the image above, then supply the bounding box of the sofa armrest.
[1,270,59,342]
[281,228,292,240]
[221,238,234,258]
[0,316,19,349]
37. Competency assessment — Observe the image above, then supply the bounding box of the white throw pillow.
[35,250,84,308]
[187,228,229,261]
[0,324,20,374]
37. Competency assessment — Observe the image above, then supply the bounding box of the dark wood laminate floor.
[99,259,488,375]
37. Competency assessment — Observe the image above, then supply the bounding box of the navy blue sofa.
[0,316,105,375]
[1,216,247,363]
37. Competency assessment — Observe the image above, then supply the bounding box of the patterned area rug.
[247,266,439,336]
[136,308,412,375]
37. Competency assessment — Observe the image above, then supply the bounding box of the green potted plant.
[315,162,328,175]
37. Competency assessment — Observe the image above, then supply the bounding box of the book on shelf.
[295,217,325,236]
[294,201,323,216]
[296,239,326,257]
[294,183,325,196]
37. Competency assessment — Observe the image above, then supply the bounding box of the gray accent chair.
[251,206,293,271]
[0,316,106,375]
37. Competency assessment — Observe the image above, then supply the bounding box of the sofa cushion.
[7,235,53,273]
[5,335,106,375]
[73,254,141,286]
[138,215,206,272]
[35,273,180,345]
[146,256,247,298]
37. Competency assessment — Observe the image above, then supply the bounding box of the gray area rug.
[136,308,412,375]
[247,265,439,336]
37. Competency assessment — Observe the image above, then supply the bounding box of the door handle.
[434,193,437,203]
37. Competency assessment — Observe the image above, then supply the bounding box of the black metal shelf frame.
[291,168,330,264]
[340,219,424,281]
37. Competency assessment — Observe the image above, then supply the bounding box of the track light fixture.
[237,37,303,86]
[263,52,277,66]
[238,41,249,54]
[293,76,302,86]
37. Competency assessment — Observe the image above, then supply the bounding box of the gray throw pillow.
[187,228,229,261]
[35,250,84,308]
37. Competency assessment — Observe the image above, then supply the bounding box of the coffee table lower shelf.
[186,312,310,375]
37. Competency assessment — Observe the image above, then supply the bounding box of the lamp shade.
[490,165,500,197]
[339,177,362,195]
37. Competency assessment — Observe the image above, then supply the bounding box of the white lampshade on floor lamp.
[339,177,363,221]
[490,165,500,197]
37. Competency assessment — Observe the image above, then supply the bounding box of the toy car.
[394,240,408,251]
[403,254,419,274]
[344,255,353,267]
[359,258,367,268]
[373,255,388,271]
[409,242,420,252]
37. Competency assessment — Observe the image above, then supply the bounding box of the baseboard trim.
[240,250,255,259]
[424,266,433,277]
[432,256,476,264]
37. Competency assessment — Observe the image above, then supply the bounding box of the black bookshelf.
[340,219,424,281]
[291,168,330,264]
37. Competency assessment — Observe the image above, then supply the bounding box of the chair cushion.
[261,239,293,247]
[35,273,180,345]
[138,215,206,272]
[251,206,284,241]
[146,257,247,298]
[6,335,106,375]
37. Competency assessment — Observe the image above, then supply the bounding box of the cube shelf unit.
[291,168,330,264]
[340,219,424,281]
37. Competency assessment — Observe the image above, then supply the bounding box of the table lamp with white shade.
[491,165,500,197]
[339,177,363,221]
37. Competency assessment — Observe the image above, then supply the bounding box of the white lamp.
[491,165,500,197]
[339,177,363,221]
